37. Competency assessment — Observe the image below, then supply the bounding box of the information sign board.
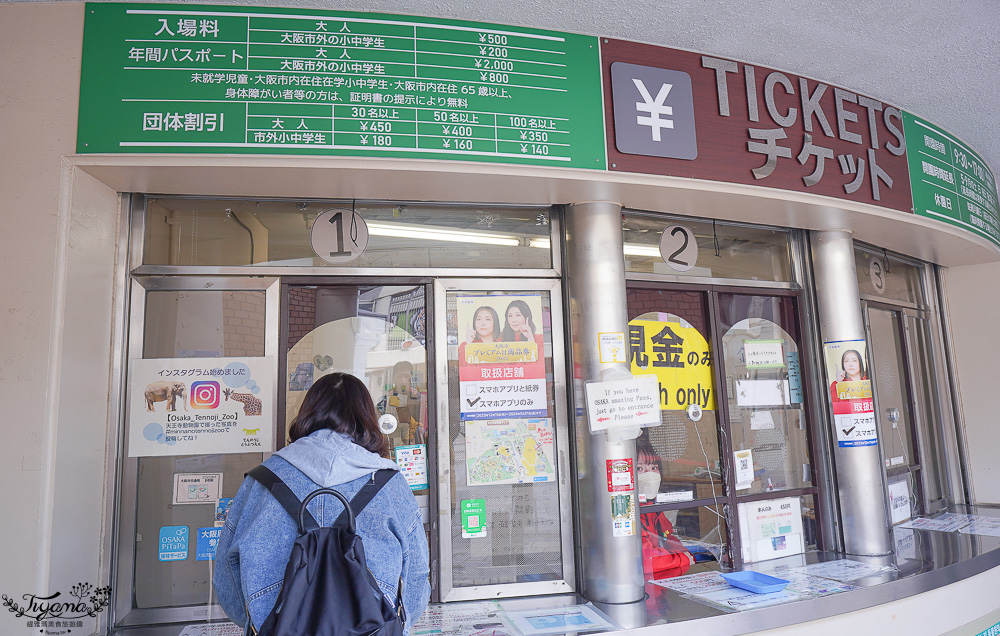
[78,3,606,169]
[903,111,1000,247]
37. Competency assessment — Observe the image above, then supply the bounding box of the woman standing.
[213,372,430,635]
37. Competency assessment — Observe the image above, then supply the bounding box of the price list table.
[903,111,1000,247]
[78,3,606,169]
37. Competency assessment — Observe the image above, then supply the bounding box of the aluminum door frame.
[433,277,575,602]
[111,275,280,629]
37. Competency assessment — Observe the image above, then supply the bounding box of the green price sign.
[461,498,486,538]
[903,111,1000,247]
[77,3,606,169]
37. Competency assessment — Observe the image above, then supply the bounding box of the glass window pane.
[135,290,266,609]
[855,248,923,304]
[622,213,792,281]
[908,315,948,506]
[627,290,722,499]
[143,198,552,269]
[283,286,430,500]
[718,294,812,495]
[868,308,916,471]
[446,290,563,587]
[640,503,725,582]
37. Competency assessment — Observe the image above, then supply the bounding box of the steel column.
[811,230,892,556]
[564,202,645,603]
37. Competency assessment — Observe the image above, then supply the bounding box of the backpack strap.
[333,469,396,528]
[246,465,319,532]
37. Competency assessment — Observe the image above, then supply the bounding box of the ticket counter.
[5,3,1000,636]
[109,192,966,631]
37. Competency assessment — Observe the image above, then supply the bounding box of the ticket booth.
[34,3,994,634]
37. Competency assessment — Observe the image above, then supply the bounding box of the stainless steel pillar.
[564,202,645,603]
[811,230,892,556]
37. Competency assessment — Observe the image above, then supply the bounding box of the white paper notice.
[735,379,789,407]
[888,479,911,525]
[598,332,627,364]
[585,374,660,432]
[743,340,785,368]
[741,497,805,563]
[697,587,801,611]
[749,410,775,430]
[650,571,731,594]
[172,473,222,505]
[794,559,891,582]
[734,449,754,490]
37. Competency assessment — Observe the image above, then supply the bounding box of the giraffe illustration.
[223,388,263,416]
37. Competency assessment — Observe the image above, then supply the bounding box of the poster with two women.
[456,294,548,420]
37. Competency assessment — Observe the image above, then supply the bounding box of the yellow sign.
[628,319,716,410]
[834,380,872,400]
[463,341,538,364]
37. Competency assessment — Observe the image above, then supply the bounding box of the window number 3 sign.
[658,225,698,272]
[311,208,369,264]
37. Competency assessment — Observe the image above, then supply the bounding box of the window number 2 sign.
[658,225,698,272]
[311,208,369,264]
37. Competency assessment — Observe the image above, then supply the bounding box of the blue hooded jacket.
[213,429,431,634]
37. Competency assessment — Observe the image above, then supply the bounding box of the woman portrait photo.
[465,305,500,344]
[835,349,867,382]
[500,299,537,342]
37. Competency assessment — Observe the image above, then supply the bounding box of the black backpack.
[244,465,406,636]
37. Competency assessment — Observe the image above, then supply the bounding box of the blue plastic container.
[720,571,789,594]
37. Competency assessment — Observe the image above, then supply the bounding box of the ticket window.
[434,279,574,602]
[627,288,728,571]
[627,285,820,571]
[856,246,962,520]
[282,284,432,534]
[113,279,278,628]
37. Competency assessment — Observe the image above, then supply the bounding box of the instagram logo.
[190,381,220,409]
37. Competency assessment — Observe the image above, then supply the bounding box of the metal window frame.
[276,277,441,601]
[853,240,967,516]
[621,278,823,569]
[111,275,280,629]
[863,301,927,519]
[433,277,575,602]
[134,195,562,279]
[111,196,566,628]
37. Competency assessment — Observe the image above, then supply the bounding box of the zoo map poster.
[129,357,275,457]
[465,418,555,486]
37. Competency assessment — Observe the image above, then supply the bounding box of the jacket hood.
[275,429,398,487]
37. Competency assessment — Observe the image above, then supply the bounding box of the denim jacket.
[213,430,431,634]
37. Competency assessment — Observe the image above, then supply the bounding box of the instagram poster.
[128,357,275,457]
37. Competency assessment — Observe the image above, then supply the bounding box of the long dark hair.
[288,372,388,457]
[841,349,867,380]
[471,306,500,342]
[500,299,536,342]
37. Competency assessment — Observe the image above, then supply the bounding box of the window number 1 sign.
[311,208,369,264]
[659,225,698,272]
